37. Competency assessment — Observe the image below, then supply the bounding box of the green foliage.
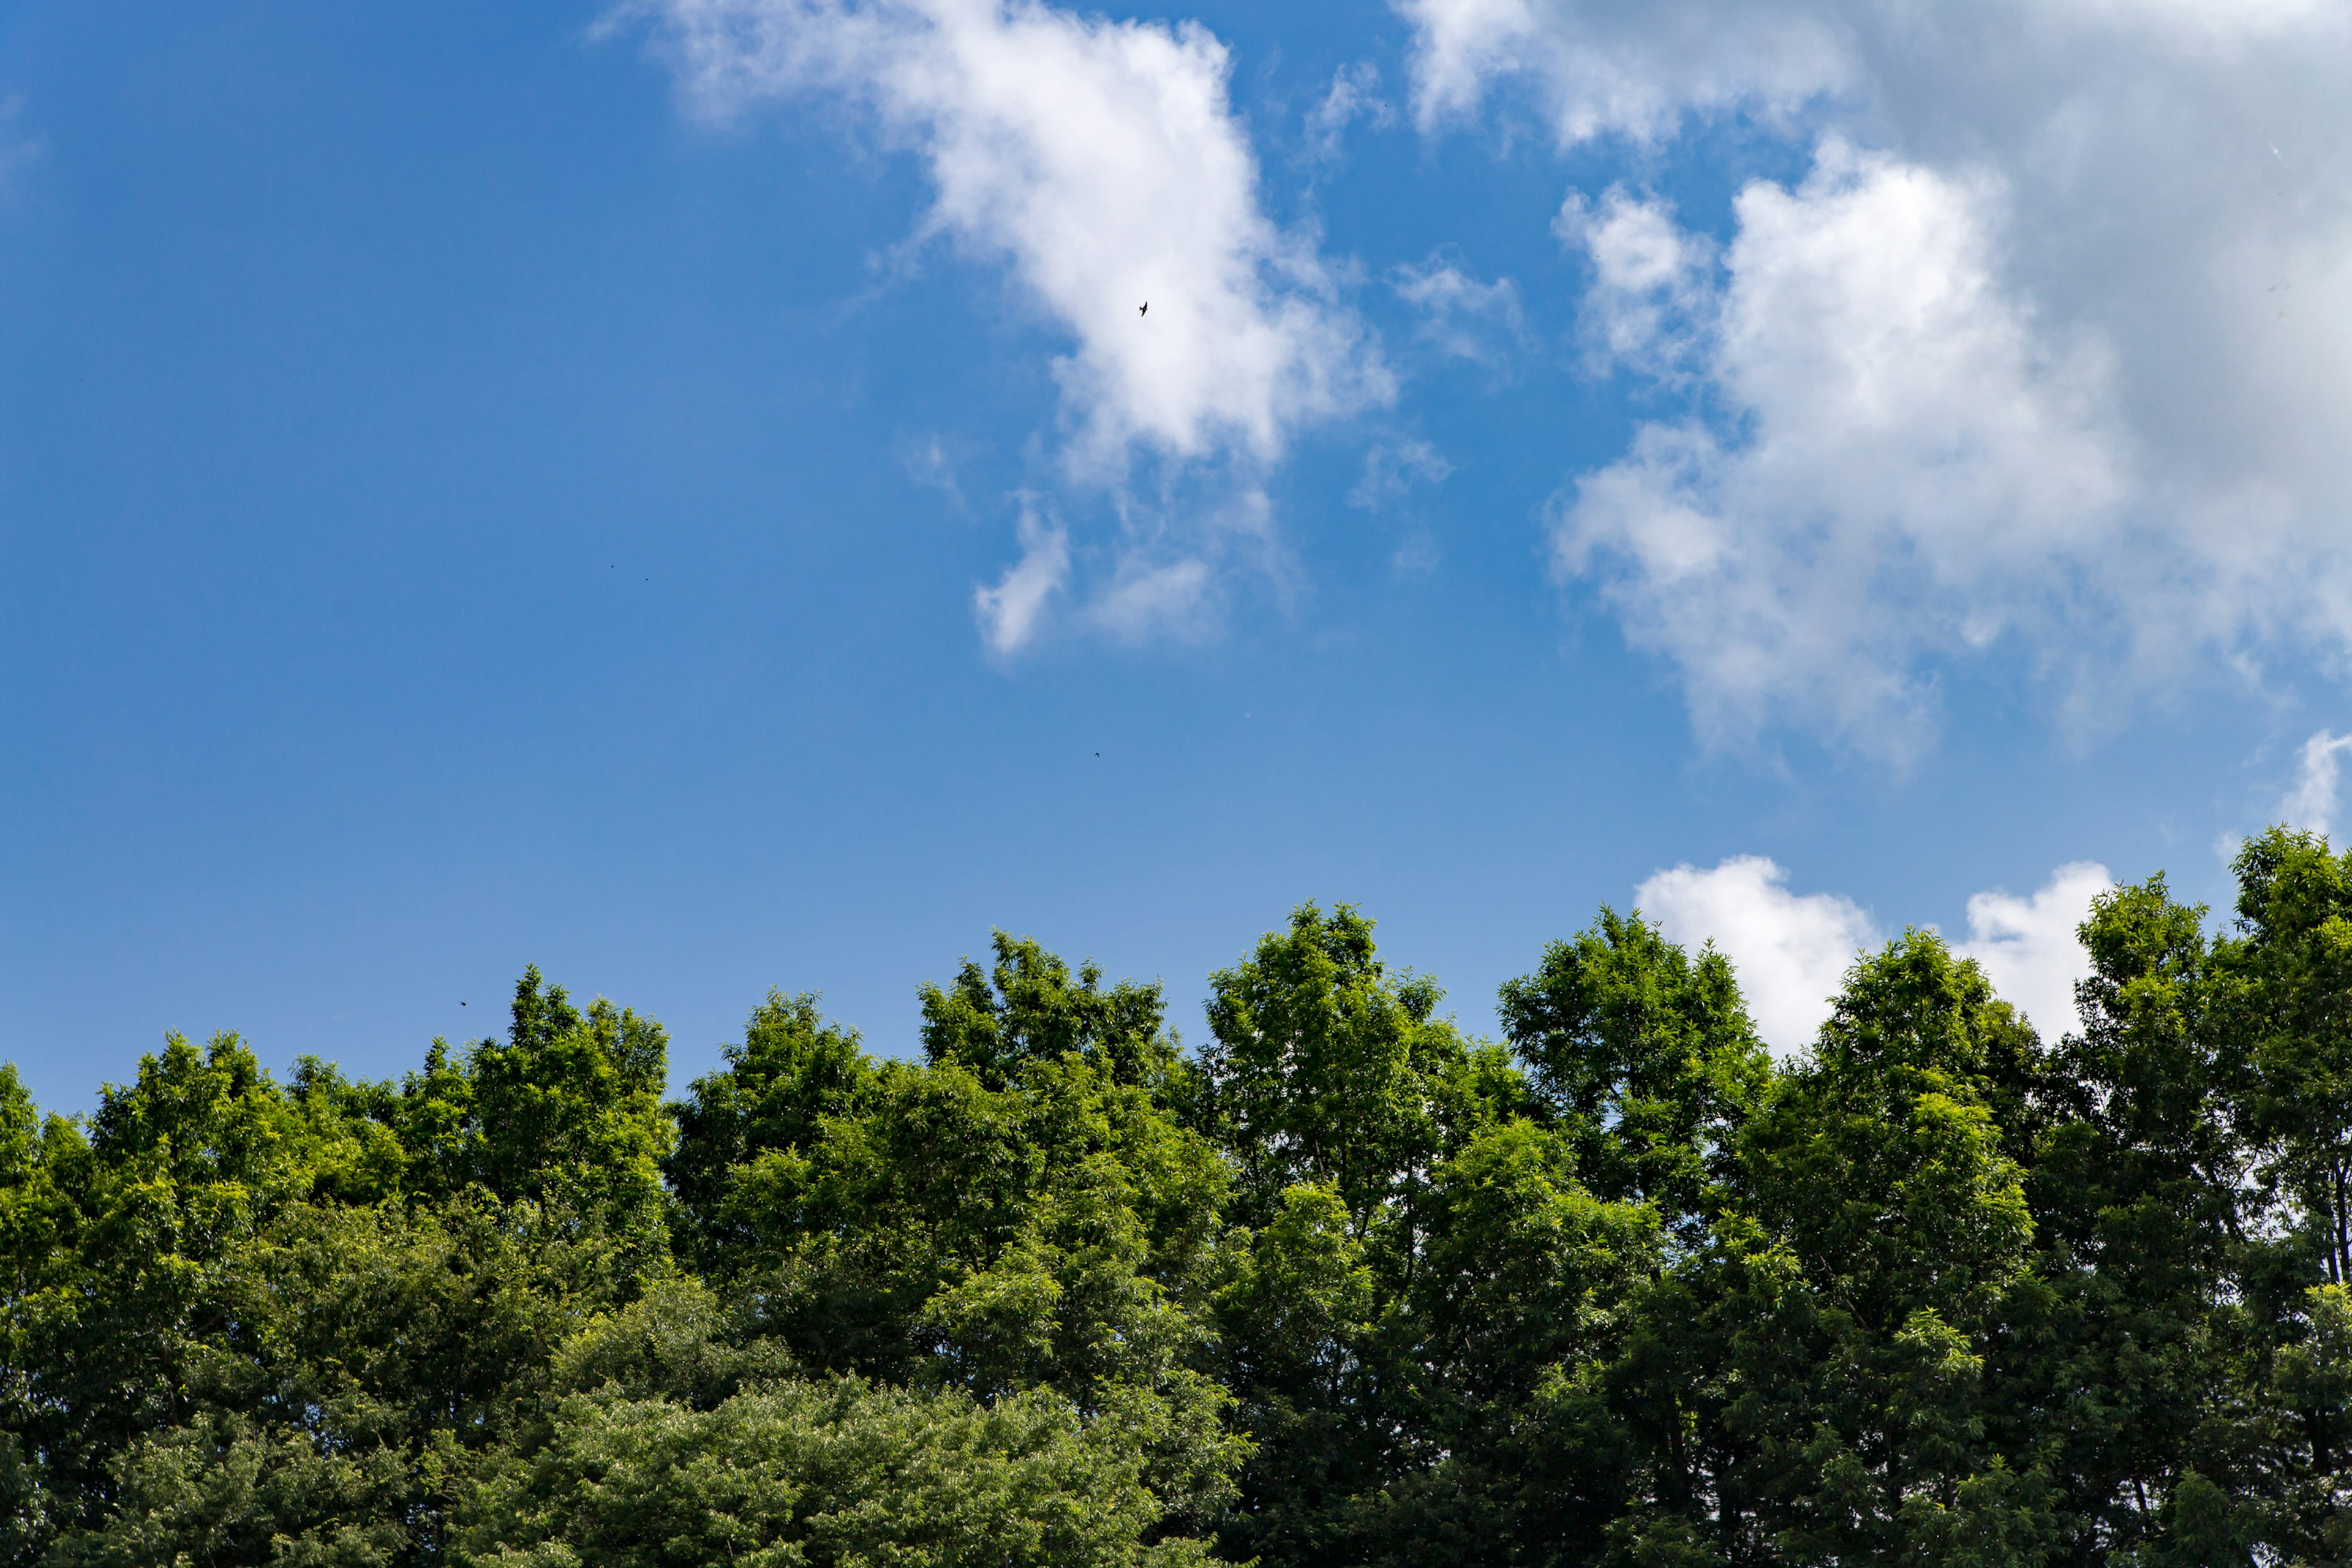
[1499,907,1771,1232]
[1741,932,2037,1333]
[459,1379,1214,1568]
[665,962,1244,1557]
[2226,829,2352,1287]
[665,990,870,1273]
[20,851,2352,1565]
[2021,873,2254,1562]
[920,933,1182,1092]
[1193,902,1501,1230]
[398,968,673,1238]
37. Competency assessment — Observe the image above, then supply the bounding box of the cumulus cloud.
[1954,862,2111,1040]
[1637,855,1877,1054]
[642,0,1390,647]
[2282,729,2352,838]
[1638,854,2108,1051]
[1555,141,2125,756]
[1403,0,2352,753]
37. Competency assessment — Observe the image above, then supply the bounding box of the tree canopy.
[14,837,2352,1564]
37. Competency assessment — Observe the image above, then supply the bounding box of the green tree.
[8,1033,405,1555]
[0,1062,82,1561]
[665,990,870,1273]
[459,1375,1217,1568]
[28,876,2352,1566]
[921,933,1182,1093]
[1196,905,1642,1567]
[1732,931,2054,1565]
[399,968,672,1238]
[1192,902,1512,1232]
[668,944,1244,1541]
[1499,907,1772,1237]
[2019,873,2258,1562]
[1376,1118,1660,1566]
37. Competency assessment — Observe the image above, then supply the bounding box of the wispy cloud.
[974,504,1068,655]
[1391,251,1524,368]
[899,431,973,511]
[1348,438,1452,511]
[1087,555,1217,643]
[637,0,1390,652]
[1302,60,1392,165]
[2282,729,2352,838]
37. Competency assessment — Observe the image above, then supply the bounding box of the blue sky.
[3,0,2345,1110]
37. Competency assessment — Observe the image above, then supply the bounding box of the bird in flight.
[1138,301,1148,317]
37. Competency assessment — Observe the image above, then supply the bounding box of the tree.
[920,933,1182,1093]
[666,990,870,1273]
[9,1033,402,1556]
[1191,902,1509,1232]
[2018,873,2258,1562]
[668,944,1245,1544]
[1499,907,1772,1240]
[1732,931,2053,1564]
[399,967,672,1237]
[2225,829,2352,1284]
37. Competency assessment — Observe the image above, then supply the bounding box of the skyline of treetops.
[10,827,2352,1564]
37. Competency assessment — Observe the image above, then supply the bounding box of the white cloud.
[1638,854,2109,1050]
[642,0,1390,641]
[1954,862,2111,1039]
[1087,556,1216,642]
[1402,0,2352,753]
[973,505,1068,654]
[1637,854,1877,1054]
[1391,253,1525,366]
[1556,141,2124,756]
[1303,61,1392,164]
[1349,437,1452,511]
[1556,186,1711,375]
[2282,729,2352,838]
[1395,0,1852,146]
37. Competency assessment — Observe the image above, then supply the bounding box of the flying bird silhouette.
[1138,302,1148,317]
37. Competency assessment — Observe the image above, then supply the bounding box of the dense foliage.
[18,831,2352,1563]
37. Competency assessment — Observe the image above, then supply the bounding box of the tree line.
[12,827,2352,1565]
